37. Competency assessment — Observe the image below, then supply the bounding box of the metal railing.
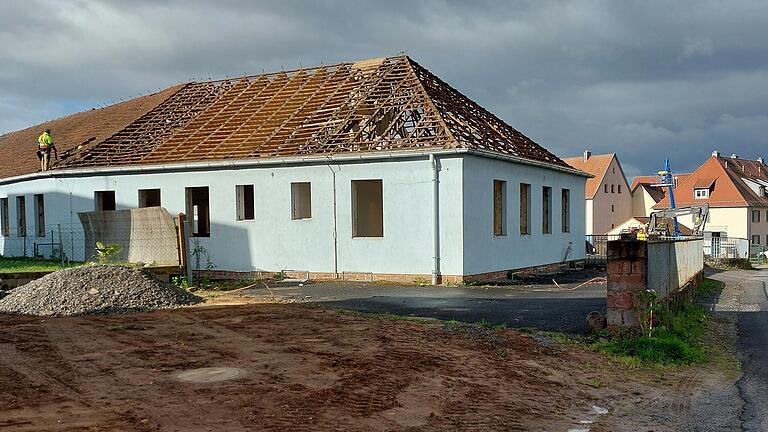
[585,235,622,263]
[704,237,749,260]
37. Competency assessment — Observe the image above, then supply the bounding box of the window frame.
[351,179,384,238]
[561,189,570,233]
[185,186,211,237]
[519,183,531,235]
[94,190,116,211]
[542,186,552,234]
[694,188,709,199]
[235,184,256,221]
[493,180,507,236]
[34,194,45,238]
[138,188,162,208]
[16,195,26,238]
[291,182,312,220]
[0,197,8,237]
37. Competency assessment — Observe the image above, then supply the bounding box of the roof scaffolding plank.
[48,55,569,171]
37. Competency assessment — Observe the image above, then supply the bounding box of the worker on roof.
[37,128,57,171]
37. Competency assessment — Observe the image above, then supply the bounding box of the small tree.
[95,242,121,264]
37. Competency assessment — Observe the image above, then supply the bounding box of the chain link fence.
[0,208,183,267]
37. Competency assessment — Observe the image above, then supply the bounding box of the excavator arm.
[648,203,709,236]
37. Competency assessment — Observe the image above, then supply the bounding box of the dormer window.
[694,188,709,199]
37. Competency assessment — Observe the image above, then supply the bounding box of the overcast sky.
[2,0,767,178]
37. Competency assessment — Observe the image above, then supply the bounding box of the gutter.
[0,148,590,186]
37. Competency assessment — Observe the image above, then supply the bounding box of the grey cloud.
[1,0,767,178]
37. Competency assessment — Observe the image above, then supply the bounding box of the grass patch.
[592,279,721,367]
[0,256,81,273]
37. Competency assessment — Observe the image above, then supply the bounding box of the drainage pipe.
[326,162,340,278]
[430,154,441,285]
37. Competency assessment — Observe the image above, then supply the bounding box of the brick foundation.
[194,260,583,285]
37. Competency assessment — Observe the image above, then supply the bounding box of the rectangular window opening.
[520,183,531,235]
[236,184,255,221]
[752,210,761,223]
[1,198,9,237]
[138,189,161,208]
[493,180,507,236]
[618,185,622,194]
[34,194,45,237]
[291,182,312,220]
[16,196,26,237]
[752,235,760,245]
[94,191,116,211]
[352,180,383,237]
[185,187,210,237]
[542,186,552,234]
[561,189,570,233]
[611,184,615,193]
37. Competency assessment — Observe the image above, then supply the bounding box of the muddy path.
[0,303,709,431]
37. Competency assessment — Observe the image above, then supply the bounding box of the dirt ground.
[0,299,729,431]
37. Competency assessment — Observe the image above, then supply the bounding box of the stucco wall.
[461,155,586,275]
[631,187,658,217]
[748,207,768,246]
[589,157,632,234]
[0,156,465,276]
[677,207,748,239]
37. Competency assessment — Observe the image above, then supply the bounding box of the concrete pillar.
[606,239,648,330]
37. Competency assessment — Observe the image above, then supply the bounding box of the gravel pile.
[0,265,202,316]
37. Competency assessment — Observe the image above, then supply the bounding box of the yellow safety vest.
[38,132,53,150]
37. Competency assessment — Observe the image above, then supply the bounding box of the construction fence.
[0,208,183,267]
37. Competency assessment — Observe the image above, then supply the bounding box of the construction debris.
[0,265,201,316]
[57,56,568,170]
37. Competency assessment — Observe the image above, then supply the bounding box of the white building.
[563,152,632,235]
[0,56,587,283]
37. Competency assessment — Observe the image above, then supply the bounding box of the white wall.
[461,155,586,275]
[0,156,465,276]
[0,154,588,278]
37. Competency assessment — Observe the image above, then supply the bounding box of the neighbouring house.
[0,56,588,283]
[630,173,691,217]
[563,151,632,235]
[654,151,768,246]
[606,216,693,236]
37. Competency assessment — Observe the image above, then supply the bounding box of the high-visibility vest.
[38,132,52,150]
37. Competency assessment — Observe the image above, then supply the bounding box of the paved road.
[250,279,606,333]
[692,269,768,431]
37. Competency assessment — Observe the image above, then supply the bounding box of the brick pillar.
[606,239,648,330]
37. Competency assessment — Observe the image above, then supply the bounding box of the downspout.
[327,162,340,278]
[430,154,441,285]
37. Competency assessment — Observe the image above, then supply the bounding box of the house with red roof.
[654,151,768,246]
[563,151,632,235]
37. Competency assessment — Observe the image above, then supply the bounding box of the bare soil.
[0,300,717,431]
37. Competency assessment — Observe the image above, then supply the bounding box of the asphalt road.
[692,268,768,431]
[734,270,768,431]
[253,278,607,333]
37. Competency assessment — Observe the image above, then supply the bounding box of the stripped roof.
[0,55,572,179]
[0,87,180,179]
[654,155,768,209]
[562,153,617,198]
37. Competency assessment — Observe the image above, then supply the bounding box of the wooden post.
[176,213,192,283]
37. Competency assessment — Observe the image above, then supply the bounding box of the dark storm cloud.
[2,0,767,177]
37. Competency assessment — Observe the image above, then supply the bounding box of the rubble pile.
[0,265,201,316]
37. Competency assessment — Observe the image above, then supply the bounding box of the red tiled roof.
[562,153,615,198]
[654,156,768,209]
[0,86,182,179]
[0,56,571,178]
